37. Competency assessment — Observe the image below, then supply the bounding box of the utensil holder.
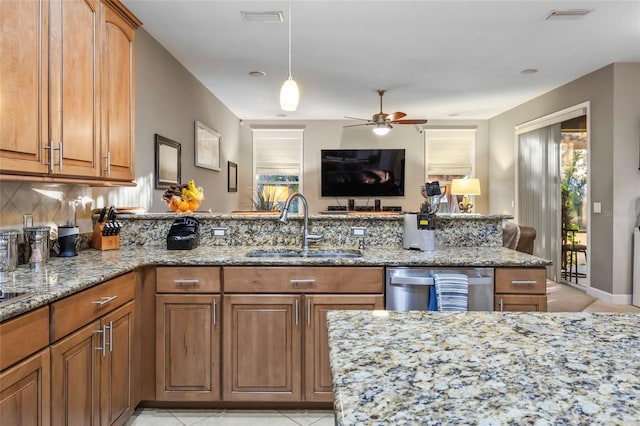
[91,222,119,250]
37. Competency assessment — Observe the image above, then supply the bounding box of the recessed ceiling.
[121,1,640,121]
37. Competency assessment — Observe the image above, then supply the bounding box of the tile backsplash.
[0,182,94,234]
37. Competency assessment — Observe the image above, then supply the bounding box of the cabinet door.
[156,294,221,401]
[100,301,135,426]
[49,0,100,177]
[51,320,101,426]
[0,0,48,174]
[0,348,50,426]
[495,294,547,312]
[304,295,383,402]
[223,295,302,402]
[100,2,135,181]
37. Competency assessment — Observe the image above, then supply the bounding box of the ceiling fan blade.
[385,112,406,122]
[344,116,371,122]
[343,122,375,128]
[392,119,429,125]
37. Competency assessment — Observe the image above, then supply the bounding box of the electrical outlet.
[351,227,367,237]
[212,227,228,237]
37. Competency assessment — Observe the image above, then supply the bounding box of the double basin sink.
[246,248,363,258]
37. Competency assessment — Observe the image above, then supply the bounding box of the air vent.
[241,11,284,22]
[544,9,593,20]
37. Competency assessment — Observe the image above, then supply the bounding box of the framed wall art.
[228,161,238,192]
[195,120,221,171]
[155,134,181,189]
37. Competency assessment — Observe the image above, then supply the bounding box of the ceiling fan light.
[372,124,391,136]
[280,78,299,111]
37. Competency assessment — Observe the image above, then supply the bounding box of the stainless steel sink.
[246,249,362,258]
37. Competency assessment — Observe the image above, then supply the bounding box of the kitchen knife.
[98,207,107,223]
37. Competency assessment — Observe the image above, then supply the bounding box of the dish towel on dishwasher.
[433,273,469,311]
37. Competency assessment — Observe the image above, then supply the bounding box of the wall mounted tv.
[321,149,405,197]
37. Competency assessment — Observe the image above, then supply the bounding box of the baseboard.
[587,286,633,305]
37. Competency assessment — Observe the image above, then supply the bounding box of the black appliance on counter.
[167,216,200,250]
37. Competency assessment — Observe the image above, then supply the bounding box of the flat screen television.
[321,149,405,197]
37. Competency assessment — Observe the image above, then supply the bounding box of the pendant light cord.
[288,1,292,79]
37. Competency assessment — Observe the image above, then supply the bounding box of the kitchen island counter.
[0,245,549,321]
[327,310,640,425]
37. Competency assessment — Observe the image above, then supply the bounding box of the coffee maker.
[57,200,79,257]
[403,182,446,251]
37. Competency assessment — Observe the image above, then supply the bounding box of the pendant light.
[280,1,299,111]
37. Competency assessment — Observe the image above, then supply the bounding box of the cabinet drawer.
[52,272,135,341]
[156,267,221,293]
[0,306,50,371]
[495,268,546,294]
[495,294,547,312]
[223,267,384,293]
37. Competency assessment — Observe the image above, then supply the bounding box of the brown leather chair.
[502,223,536,255]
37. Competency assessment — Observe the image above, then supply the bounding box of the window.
[252,127,304,212]
[424,127,476,212]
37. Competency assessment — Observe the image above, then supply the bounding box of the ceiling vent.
[544,9,593,20]
[241,11,284,22]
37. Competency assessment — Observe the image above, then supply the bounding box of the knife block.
[91,222,120,250]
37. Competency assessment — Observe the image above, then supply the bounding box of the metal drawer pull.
[499,298,504,312]
[104,151,111,175]
[307,299,311,326]
[290,279,315,284]
[57,142,63,171]
[295,300,299,326]
[95,325,107,357]
[173,279,200,285]
[107,322,113,353]
[94,295,118,306]
[511,280,537,285]
[212,299,217,325]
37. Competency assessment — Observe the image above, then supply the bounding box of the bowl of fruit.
[162,179,205,213]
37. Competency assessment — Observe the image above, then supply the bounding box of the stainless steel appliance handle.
[390,275,493,286]
[510,280,537,285]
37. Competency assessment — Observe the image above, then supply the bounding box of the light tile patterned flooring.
[124,409,335,426]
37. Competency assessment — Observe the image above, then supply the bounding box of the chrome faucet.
[279,192,322,250]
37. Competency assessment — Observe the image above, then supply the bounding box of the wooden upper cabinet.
[0,0,140,182]
[0,0,49,174]
[49,0,101,177]
[100,1,138,181]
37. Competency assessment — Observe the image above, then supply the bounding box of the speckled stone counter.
[0,245,549,322]
[327,310,640,425]
[111,212,513,248]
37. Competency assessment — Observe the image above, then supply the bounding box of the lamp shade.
[280,78,299,111]
[451,178,481,195]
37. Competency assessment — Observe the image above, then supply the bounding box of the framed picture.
[228,161,238,192]
[195,120,221,171]
[155,134,181,189]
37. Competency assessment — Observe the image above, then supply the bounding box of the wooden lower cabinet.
[304,295,383,402]
[223,295,302,402]
[494,294,547,312]
[51,301,135,426]
[494,267,547,312]
[222,293,384,403]
[0,348,50,426]
[155,294,221,401]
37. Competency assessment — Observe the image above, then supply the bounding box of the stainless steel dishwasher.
[386,267,494,311]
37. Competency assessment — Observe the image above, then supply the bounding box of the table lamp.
[451,178,481,213]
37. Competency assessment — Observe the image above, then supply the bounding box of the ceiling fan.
[344,90,428,135]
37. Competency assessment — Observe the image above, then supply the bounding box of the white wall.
[93,29,242,213]
[239,120,489,214]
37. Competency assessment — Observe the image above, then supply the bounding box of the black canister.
[58,225,79,257]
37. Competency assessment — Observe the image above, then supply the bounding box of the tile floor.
[124,409,335,426]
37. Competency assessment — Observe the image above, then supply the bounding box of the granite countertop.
[327,310,640,425]
[0,245,549,322]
